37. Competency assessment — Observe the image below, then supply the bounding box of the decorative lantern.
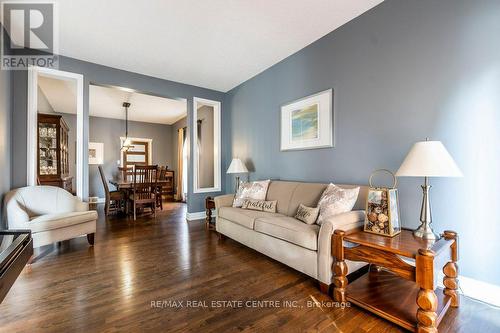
[364,169,401,237]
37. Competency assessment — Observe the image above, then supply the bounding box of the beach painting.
[281,89,333,151]
[291,104,319,142]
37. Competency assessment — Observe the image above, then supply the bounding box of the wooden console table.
[332,228,459,333]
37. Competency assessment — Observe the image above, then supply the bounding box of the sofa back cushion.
[266,181,368,217]
[10,186,77,217]
[287,183,329,217]
[265,181,301,215]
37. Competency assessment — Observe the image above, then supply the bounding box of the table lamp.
[396,139,463,240]
[226,158,248,193]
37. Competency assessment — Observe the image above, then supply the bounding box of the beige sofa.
[4,186,98,248]
[215,180,368,292]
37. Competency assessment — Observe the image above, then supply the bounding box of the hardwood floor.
[1,202,499,332]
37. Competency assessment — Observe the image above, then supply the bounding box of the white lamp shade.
[226,158,248,174]
[396,141,463,177]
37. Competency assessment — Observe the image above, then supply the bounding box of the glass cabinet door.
[60,125,69,176]
[38,123,58,176]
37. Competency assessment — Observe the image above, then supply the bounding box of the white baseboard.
[186,211,206,221]
[437,274,500,307]
[88,197,105,204]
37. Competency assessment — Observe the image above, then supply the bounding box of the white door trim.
[119,137,153,166]
[192,97,221,193]
[27,66,85,199]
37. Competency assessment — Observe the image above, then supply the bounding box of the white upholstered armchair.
[3,186,97,248]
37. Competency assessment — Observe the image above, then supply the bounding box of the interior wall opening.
[87,83,188,215]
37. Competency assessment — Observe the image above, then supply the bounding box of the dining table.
[109,178,170,214]
[109,179,169,190]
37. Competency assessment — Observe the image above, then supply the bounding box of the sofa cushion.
[287,183,328,216]
[233,180,270,207]
[218,207,283,230]
[265,181,300,215]
[295,204,319,225]
[266,180,368,217]
[317,184,360,225]
[241,199,277,213]
[266,181,367,217]
[254,216,320,251]
[28,211,98,233]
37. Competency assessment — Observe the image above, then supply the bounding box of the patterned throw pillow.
[317,184,359,225]
[295,204,319,225]
[232,180,271,208]
[242,199,277,213]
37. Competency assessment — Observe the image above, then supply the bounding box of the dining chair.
[118,166,134,182]
[130,165,158,220]
[156,166,167,210]
[98,165,125,215]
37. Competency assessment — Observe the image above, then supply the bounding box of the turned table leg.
[205,197,214,230]
[332,230,348,303]
[416,249,437,333]
[443,230,460,307]
[416,289,438,333]
[205,208,212,229]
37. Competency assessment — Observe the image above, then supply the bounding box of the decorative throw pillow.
[295,204,319,225]
[317,184,360,225]
[242,199,277,213]
[232,180,271,208]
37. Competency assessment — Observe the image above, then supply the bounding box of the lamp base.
[413,177,439,241]
[413,223,439,240]
[234,176,240,194]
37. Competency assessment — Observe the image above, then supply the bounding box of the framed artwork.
[280,89,333,151]
[88,142,104,165]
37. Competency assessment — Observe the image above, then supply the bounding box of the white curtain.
[176,128,185,201]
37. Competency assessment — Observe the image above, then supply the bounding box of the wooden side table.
[205,197,216,231]
[332,228,459,333]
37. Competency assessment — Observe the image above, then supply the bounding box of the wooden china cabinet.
[37,113,73,193]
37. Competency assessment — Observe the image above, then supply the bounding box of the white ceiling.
[38,76,187,125]
[54,0,383,92]
[38,75,77,114]
[89,85,187,125]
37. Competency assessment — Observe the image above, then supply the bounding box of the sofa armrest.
[317,210,365,284]
[68,194,89,212]
[75,200,89,212]
[214,194,234,210]
[4,194,30,229]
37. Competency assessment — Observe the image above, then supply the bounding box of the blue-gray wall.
[224,0,500,285]
[11,56,226,213]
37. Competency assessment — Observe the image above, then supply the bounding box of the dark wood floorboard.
[0,202,499,332]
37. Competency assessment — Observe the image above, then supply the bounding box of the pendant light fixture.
[121,102,132,152]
